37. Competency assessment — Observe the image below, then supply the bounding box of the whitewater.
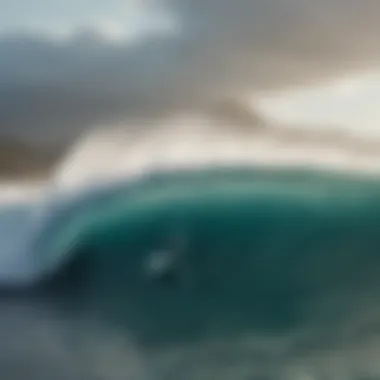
[3,115,380,379]
[0,115,378,285]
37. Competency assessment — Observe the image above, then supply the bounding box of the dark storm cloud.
[1,0,380,142]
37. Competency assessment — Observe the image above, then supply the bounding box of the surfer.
[143,230,190,289]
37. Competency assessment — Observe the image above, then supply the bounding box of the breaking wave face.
[3,119,380,379]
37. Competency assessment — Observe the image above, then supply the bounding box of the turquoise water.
[37,167,380,352]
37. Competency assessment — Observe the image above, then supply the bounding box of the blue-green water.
[2,167,380,378]
[34,167,380,358]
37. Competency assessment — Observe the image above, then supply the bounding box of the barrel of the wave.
[33,167,380,348]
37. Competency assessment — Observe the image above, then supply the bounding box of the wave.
[34,166,380,281]
[17,165,380,379]
[2,115,379,287]
[2,118,380,378]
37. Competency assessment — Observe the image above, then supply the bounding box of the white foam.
[53,114,380,191]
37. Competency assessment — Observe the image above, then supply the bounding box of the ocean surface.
[2,122,380,379]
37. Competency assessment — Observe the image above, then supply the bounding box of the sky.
[1,0,380,143]
[259,71,380,136]
[0,0,172,38]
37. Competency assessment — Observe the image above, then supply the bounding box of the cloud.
[1,0,380,142]
[166,0,380,88]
